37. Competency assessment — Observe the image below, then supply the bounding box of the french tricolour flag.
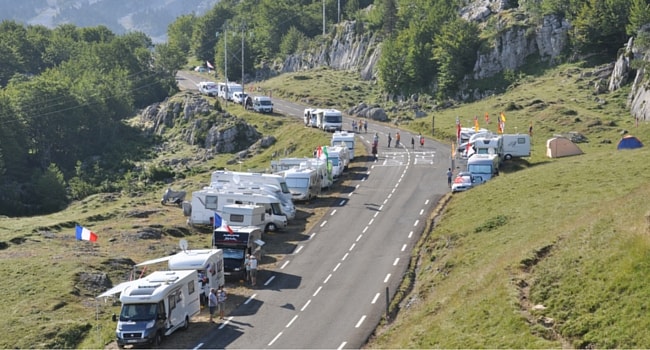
[75,225,98,242]
[214,212,234,234]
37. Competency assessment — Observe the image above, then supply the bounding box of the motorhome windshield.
[286,178,309,189]
[329,157,340,166]
[468,164,492,175]
[222,248,245,260]
[260,100,272,106]
[325,115,342,123]
[270,202,283,215]
[120,303,158,322]
[278,182,290,194]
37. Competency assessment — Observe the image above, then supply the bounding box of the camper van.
[270,158,333,189]
[103,270,201,348]
[327,145,350,178]
[217,82,243,101]
[466,154,500,183]
[501,134,531,160]
[212,226,264,280]
[331,131,356,160]
[210,182,295,222]
[222,204,266,230]
[471,136,503,157]
[281,167,321,201]
[209,171,295,220]
[252,96,273,113]
[315,108,343,132]
[136,248,225,308]
[304,108,318,127]
[184,188,287,232]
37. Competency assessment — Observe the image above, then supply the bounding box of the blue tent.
[617,135,644,150]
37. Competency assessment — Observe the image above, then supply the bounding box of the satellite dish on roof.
[179,239,188,252]
[233,174,241,185]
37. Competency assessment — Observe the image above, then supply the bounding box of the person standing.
[208,288,218,323]
[395,132,401,147]
[411,137,415,149]
[364,120,368,133]
[387,133,392,147]
[244,255,251,283]
[248,254,258,287]
[419,134,424,147]
[447,168,453,188]
[217,286,227,320]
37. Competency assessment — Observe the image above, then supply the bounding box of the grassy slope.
[1,62,648,347]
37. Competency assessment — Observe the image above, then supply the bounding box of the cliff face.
[608,36,650,123]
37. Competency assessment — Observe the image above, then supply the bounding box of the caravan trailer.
[100,270,201,348]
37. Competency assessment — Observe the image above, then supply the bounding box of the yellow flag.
[500,111,506,122]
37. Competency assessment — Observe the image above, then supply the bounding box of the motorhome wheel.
[266,222,277,232]
[504,154,512,160]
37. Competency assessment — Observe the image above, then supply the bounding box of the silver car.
[451,172,480,193]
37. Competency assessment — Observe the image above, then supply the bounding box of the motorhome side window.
[206,196,218,210]
[230,214,244,223]
[168,295,176,312]
[518,138,526,144]
[188,281,195,295]
[176,290,182,302]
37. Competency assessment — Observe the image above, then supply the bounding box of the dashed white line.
[425,199,430,205]
[348,192,353,197]
[331,209,337,216]
[387,193,392,199]
[294,245,304,254]
[324,274,332,283]
[193,343,204,349]
[244,294,257,304]
[337,342,347,350]
[301,299,311,311]
[355,184,360,189]
[401,243,407,252]
[313,286,322,296]
[368,218,374,225]
[333,262,341,272]
[413,219,419,227]
[310,232,317,239]
[371,292,381,304]
[355,315,367,328]
[286,315,298,327]
[356,234,363,242]
[373,211,379,217]
[362,226,368,233]
[281,260,290,269]
[393,257,400,266]
[338,200,346,206]
[218,317,231,329]
[391,188,396,193]
[419,209,424,215]
[320,221,327,227]
[264,276,275,286]
[379,205,384,211]
[342,252,349,260]
[349,243,356,251]
[268,332,283,346]
[408,231,413,238]
[384,273,391,283]
[383,199,388,204]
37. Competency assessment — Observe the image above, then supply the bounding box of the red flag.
[484,112,489,124]
[456,119,461,141]
[316,146,322,158]
[497,120,503,134]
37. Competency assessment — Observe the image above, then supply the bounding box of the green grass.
[2,61,650,348]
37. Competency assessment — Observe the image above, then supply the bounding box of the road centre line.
[355,184,360,189]
[374,212,379,217]
[349,243,356,251]
[310,232,317,239]
[294,245,304,254]
[324,274,332,284]
[419,209,424,215]
[383,199,388,204]
[331,209,337,216]
[384,273,391,283]
[371,293,381,304]
[333,262,341,272]
[268,332,283,346]
[193,343,204,349]
[286,315,298,328]
[408,231,413,238]
[401,243,407,252]
[413,219,419,227]
[342,252,349,260]
[368,218,374,225]
[355,315,367,328]
[244,294,257,304]
[362,226,368,233]
[424,199,430,205]
[264,276,275,286]
[280,260,290,269]
[348,192,353,197]
[393,258,400,266]
[301,299,311,311]
[218,317,231,329]
[356,234,363,242]
[387,193,392,199]
[338,200,346,206]
[338,342,347,350]
[313,286,322,296]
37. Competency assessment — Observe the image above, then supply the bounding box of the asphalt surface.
[176,71,454,349]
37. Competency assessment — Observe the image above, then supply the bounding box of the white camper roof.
[119,270,197,303]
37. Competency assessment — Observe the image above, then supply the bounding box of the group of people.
[207,254,258,323]
[352,119,368,133]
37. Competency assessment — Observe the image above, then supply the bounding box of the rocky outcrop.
[472,14,569,80]
[609,37,635,91]
[137,92,264,154]
[281,21,382,80]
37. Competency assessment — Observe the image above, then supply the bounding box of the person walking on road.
[447,168,453,188]
[208,288,218,323]
[387,133,392,147]
[411,137,415,149]
[419,133,424,147]
[216,286,227,320]
[364,120,368,133]
[395,132,401,147]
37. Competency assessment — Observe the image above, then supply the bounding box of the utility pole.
[216,22,229,106]
[241,23,246,106]
[338,0,340,23]
[322,0,326,36]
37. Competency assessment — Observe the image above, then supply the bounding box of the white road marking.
[401,244,407,252]
[281,260,290,269]
[244,294,257,304]
[331,209,337,216]
[324,274,332,283]
[320,221,327,227]
[268,332,283,346]
[286,315,298,327]
[355,315,367,328]
[264,275,275,286]
[356,234,363,242]
[393,258,400,266]
[333,262,341,272]
[371,293,381,304]
[349,243,356,251]
[384,273,391,283]
[413,219,419,227]
[313,286,322,296]
[301,299,311,311]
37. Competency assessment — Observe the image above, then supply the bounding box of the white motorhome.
[327,145,350,175]
[467,154,500,183]
[271,158,332,189]
[304,108,318,127]
[209,181,295,221]
[136,248,225,308]
[222,204,266,230]
[209,171,295,220]
[331,131,356,160]
[217,82,243,101]
[100,270,201,348]
[252,96,273,113]
[471,136,503,157]
[197,81,218,97]
[459,127,489,145]
[184,188,287,231]
[315,109,343,132]
[281,167,321,201]
[501,134,531,160]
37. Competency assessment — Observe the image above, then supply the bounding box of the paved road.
[176,71,454,348]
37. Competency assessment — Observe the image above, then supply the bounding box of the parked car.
[194,66,208,73]
[233,91,248,105]
[451,172,478,193]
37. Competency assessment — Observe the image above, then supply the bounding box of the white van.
[315,109,343,132]
[136,248,225,308]
[209,170,295,220]
[467,154,500,183]
[232,91,248,105]
[100,270,201,348]
[198,81,218,97]
[331,131,356,160]
[281,167,321,201]
[253,96,273,113]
